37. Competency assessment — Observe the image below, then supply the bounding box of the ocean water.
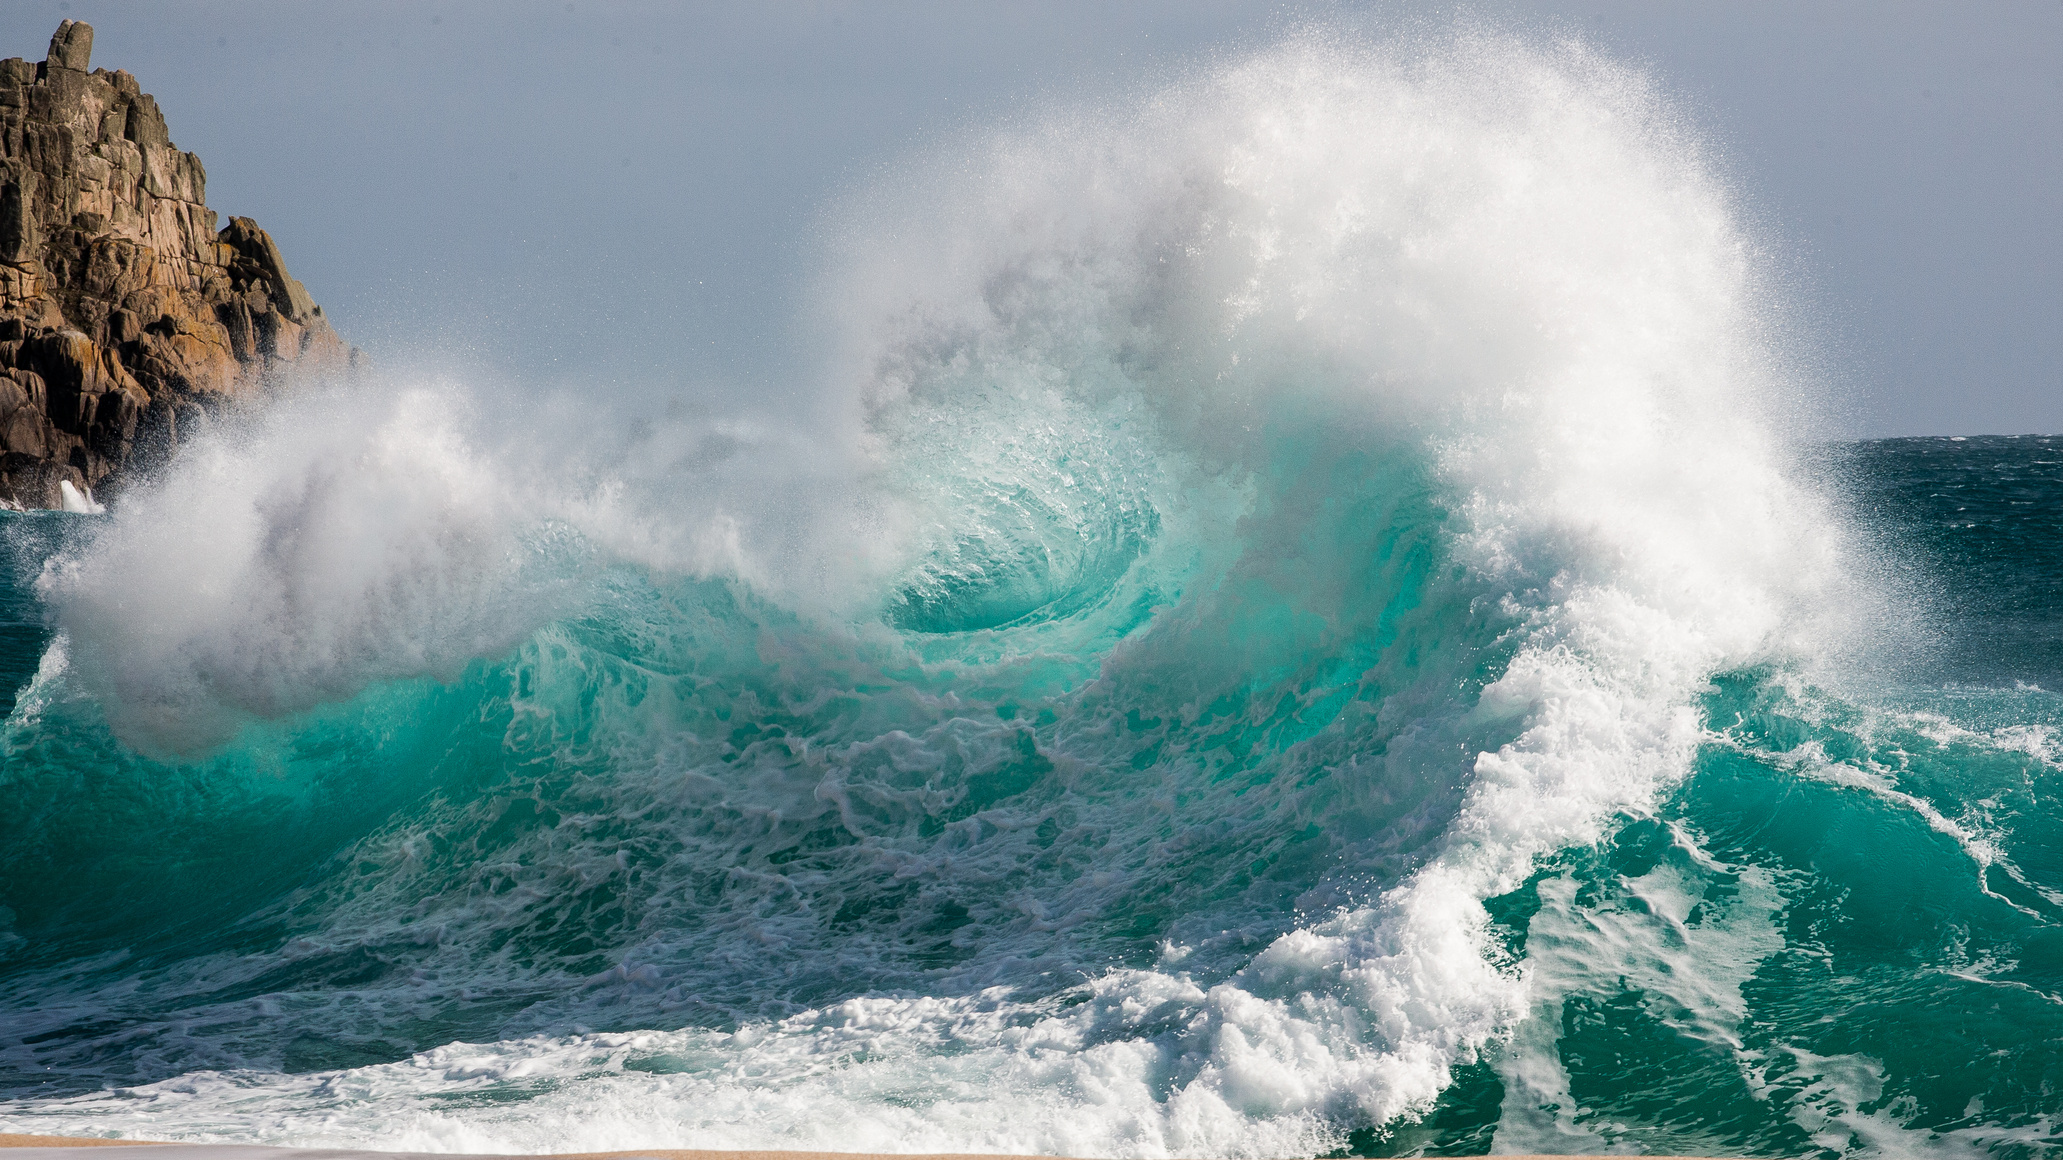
[3,30,2061,1160]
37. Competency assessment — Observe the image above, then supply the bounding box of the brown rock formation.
[0,20,358,509]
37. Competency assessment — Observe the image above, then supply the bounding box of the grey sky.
[2,1,2056,437]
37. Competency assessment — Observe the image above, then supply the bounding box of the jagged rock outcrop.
[1,20,357,509]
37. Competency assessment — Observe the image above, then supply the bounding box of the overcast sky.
[3,1,2057,436]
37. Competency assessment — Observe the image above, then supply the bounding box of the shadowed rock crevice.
[0,19,359,509]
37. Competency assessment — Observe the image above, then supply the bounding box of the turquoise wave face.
[0,418,1505,1085]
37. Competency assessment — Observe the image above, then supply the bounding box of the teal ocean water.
[3,32,2060,1159]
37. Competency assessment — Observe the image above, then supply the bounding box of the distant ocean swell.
[4,29,2062,1160]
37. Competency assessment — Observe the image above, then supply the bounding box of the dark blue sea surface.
[1844,436,2063,688]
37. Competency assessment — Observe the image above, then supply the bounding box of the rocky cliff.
[1,20,356,509]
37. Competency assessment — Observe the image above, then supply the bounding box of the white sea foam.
[56,480,103,515]
[1491,827,1788,1155]
[36,386,551,753]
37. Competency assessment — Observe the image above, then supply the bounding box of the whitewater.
[4,27,2062,1160]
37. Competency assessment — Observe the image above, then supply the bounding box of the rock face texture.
[1,20,356,509]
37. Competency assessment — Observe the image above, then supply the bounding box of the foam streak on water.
[6,27,2059,1160]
